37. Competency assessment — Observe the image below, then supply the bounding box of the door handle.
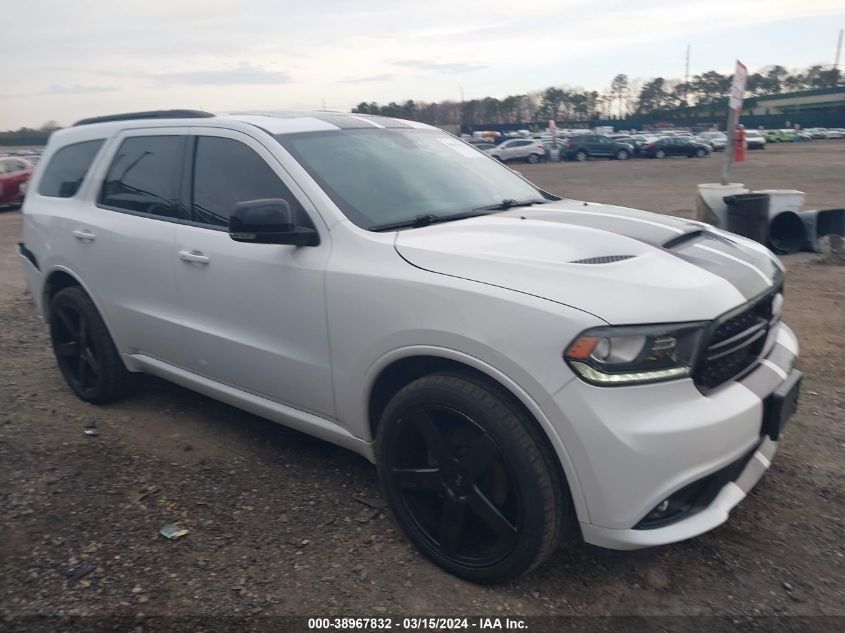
[72,229,96,242]
[178,250,210,265]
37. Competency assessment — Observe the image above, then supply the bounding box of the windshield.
[276,128,545,230]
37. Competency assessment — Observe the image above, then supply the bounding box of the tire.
[376,372,570,584]
[49,286,131,403]
[526,153,540,164]
[574,150,588,162]
[695,148,706,158]
[655,149,666,159]
[615,149,629,160]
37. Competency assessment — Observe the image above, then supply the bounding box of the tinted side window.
[99,136,185,219]
[191,136,307,228]
[38,140,104,198]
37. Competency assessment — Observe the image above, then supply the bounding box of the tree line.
[352,64,843,125]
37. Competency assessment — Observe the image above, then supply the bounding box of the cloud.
[150,63,291,86]
[41,85,117,95]
[338,73,394,84]
[390,59,488,73]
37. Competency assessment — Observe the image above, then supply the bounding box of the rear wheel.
[376,373,569,583]
[655,149,666,159]
[49,286,131,403]
[574,150,588,162]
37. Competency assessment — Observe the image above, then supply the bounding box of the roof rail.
[73,109,215,126]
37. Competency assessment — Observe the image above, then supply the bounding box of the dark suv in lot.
[562,135,633,161]
[641,137,711,158]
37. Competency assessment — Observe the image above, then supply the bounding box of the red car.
[0,157,33,207]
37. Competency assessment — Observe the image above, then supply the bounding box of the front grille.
[695,292,777,389]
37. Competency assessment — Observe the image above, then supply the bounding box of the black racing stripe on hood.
[506,206,777,299]
[671,231,781,299]
[521,208,683,246]
[669,239,771,299]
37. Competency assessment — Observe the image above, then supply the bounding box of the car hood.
[394,200,783,324]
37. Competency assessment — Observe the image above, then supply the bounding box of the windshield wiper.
[473,198,548,212]
[369,199,548,232]
[369,214,440,232]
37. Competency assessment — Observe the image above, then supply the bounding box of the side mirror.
[229,198,319,247]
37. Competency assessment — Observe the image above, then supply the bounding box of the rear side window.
[99,136,186,219]
[37,140,103,198]
[191,136,307,228]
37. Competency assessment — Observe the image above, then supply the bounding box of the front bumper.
[546,321,799,549]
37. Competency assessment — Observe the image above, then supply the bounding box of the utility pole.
[684,44,691,105]
[835,29,843,70]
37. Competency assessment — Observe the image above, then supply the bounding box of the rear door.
[58,129,188,363]
[172,128,335,417]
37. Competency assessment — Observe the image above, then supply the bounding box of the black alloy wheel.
[377,373,569,583]
[49,286,131,403]
[52,301,100,397]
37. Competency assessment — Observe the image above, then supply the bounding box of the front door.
[173,129,335,418]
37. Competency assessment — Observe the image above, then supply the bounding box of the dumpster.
[724,193,770,244]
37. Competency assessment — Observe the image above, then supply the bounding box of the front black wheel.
[526,153,540,164]
[376,373,570,583]
[49,286,131,403]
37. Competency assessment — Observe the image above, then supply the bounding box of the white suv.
[19,110,801,583]
[485,138,546,163]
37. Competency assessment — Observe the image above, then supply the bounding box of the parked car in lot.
[628,134,659,156]
[641,137,711,158]
[486,138,546,163]
[562,134,633,161]
[744,130,767,150]
[765,129,809,143]
[696,131,727,151]
[803,128,828,139]
[19,110,801,584]
[0,157,33,207]
[825,128,845,139]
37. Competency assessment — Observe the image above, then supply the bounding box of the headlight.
[564,323,707,386]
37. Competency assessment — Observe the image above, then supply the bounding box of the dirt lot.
[1,141,843,628]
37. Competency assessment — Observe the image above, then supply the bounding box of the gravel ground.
[1,141,843,629]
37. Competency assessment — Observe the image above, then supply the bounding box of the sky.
[1,0,844,129]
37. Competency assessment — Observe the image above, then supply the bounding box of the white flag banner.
[728,60,748,112]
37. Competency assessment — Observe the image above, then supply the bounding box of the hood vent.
[570,255,635,264]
